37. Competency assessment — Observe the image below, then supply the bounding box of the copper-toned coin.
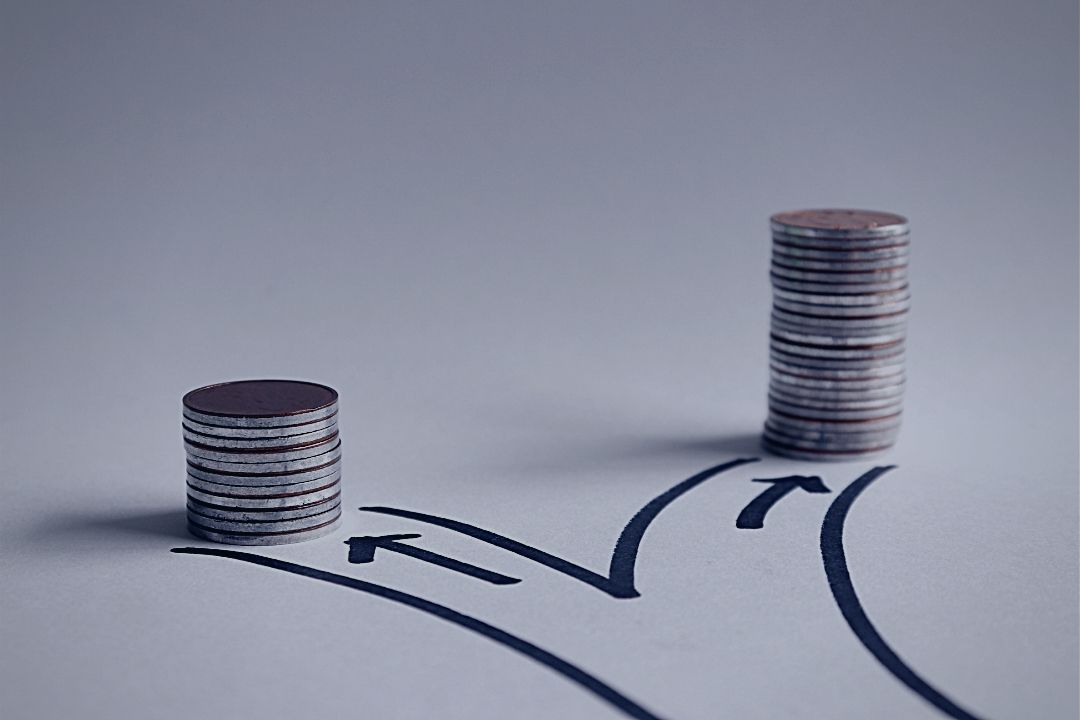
[183,379,338,428]
[771,209,909,238]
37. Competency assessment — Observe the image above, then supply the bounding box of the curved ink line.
[608,457,759,595]
[362,457,759,598]
[821,466,987,720]
[172,547,664,720]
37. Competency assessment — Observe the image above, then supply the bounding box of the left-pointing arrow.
[345,534,521,586]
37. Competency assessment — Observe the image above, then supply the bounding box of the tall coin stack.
[183,379,342,544]
[764,209,909,461]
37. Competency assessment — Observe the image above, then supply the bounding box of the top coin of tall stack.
[763,209,909,461]
[182,379,343,544]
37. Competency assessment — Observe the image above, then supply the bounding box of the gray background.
[2,2,1077,719]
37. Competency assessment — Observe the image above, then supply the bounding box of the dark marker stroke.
[172,547,664,720]
[734,475,830,530]
[361,457,759,598]
[345,534,521,585]
[821,466,987,720]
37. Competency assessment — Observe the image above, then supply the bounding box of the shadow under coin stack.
[183,380,342,544]
[764,209,909,461]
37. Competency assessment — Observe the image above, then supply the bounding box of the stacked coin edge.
[183,381,343,545]
[764,209,909,461]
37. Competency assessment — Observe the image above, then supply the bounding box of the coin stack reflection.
[183,380,342,544]
[764,209,909,461]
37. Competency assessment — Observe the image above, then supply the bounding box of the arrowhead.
[752,475,830,493]
[345,533,421,563]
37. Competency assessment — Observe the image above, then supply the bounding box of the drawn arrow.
[735,475,830,529]
[345,533,521,586]
[360,457,759,599]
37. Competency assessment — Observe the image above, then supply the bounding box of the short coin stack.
[183,379,342,544]
[764,209,909,461]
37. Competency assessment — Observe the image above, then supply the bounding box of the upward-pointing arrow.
[735,475,830,529]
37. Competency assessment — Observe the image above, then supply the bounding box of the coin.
[768,379,904,401]
[773,295,911,317]
[182,414,339,439]
[770,264,908,283]
[186,477,342,507]
[762,435,893,461]
[187,513,342,546]
[770,254,908,271]
[770,325,906,347]
[773,243,909,262]
[186,441,342,474]
[770,209,909,238]
[186,503,342,534]
[183,433,340,463]
[770,338,905,360]
[186,469,341,497]
[183,379,338,428]
[187,495,342,522]
[186,456,342,487]
[182,423,338,449]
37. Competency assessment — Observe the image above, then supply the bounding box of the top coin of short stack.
[182,379,343,545]
[763,209,910,461]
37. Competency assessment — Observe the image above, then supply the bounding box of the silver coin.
[762,435,893,461]
[186,441,341,474]
[773,295,911,317]
[770,264,908,284]
[182,422,338,449]
[770,326,906,347]
[772,285,910,306]
[184,434,339,464]
[768,389,903,413]
[186,502,341,534]
[182,402,338,429]
[186,476,342,507]
[764,421,901,445]
[769,353,907,373]
[187,513,341,546]
[771,308,908,331]
[771,275,910,294]
[771,338,904,360]
[772,232,909,250]
[769,379,904,401]
[770,253,908,272]
[186,452,341,486]
[770,358,904,381]
[770,317,907,341]
[186,457,340,487]
[768,367,902,388]
[763,426,899,452]
[768,396,903,421]
[187,495,341,522]
[186,466,340,494]
[182,414,339,439]
[773,243,910,263]
[767,409,903,432]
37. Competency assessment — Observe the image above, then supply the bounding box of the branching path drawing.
[359,457,758,598]
[173,459,994,720]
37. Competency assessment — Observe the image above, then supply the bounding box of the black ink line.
[171,547,664,720]
[361,457,759,598]
[821,466,987,720]
[345,534,521,585]
[735,475,829,530]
